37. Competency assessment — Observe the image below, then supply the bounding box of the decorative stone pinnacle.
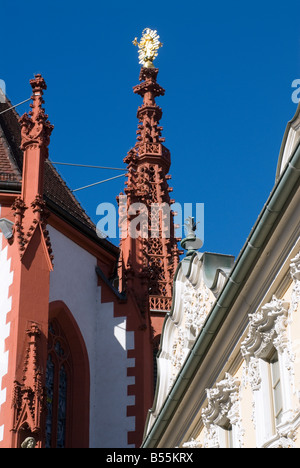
[19,74,53,152]
[133,28,162,68]
[118,51,180,314]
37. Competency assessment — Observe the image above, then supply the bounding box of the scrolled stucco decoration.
[290,251,300,313]
[202,373,244,448]
[271,430,296,448]
[170,328,186,389]
[247,358,262,391]
[241,296,290,365]
[241,295,297,397]
[169,280,213,389]
[182,438,202,448]
[264,414,300,448]
[240,285,300,446]
[184,281,212,341]
[144,253,233,437]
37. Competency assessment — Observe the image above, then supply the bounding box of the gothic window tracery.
[45,319,72,448]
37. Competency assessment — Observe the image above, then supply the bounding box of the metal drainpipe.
[0,181,21,193]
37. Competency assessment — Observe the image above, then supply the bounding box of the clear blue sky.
[1,0,300,258]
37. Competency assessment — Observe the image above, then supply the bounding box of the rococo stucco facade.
[142,101,300,448]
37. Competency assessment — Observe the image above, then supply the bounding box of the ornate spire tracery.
[118,30,180,327]
[12,74,54,265]
[12,323,46,448]
[132,67,170,169]
[19,74,53,154]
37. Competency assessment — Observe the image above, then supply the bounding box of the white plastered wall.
[0,206,13,442]
[48,225,135,448]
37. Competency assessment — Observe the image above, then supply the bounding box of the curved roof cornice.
[276,101,300,180]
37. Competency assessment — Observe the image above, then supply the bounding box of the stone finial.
[19,74,53,153]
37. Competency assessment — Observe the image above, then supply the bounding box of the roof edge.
[45,196,119,257]
[276,101,300,181]
[142,140,300,448]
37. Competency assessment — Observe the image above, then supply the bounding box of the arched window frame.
[47,301,90,448]
[46,319,73,448]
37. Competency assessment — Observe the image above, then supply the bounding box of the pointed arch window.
[46,301,90,448]
[45,319,72,448]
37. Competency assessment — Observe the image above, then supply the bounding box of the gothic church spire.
[118,30,180,339]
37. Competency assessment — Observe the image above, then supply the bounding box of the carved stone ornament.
[10,74,54,264]
[12,323,46,446]
[11,197,27,252]
[11,195,53,262]
[19,74,53,153]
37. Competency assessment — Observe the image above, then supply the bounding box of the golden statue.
[133,28,162,68]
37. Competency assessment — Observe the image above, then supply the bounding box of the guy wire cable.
[0,98,31,115]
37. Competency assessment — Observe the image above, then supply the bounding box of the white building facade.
[143,103,300,449]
